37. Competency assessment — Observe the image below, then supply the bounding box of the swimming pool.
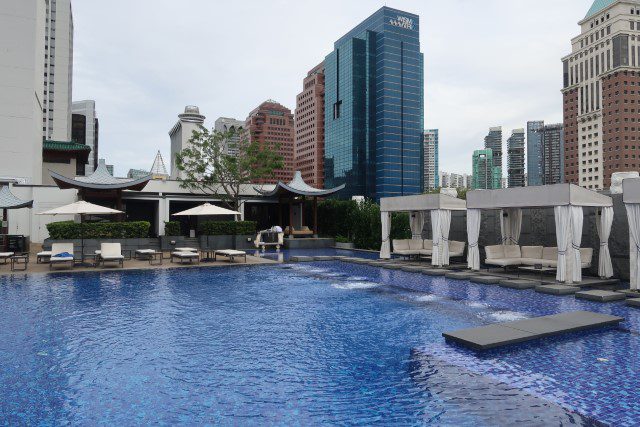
[1,260,638,425]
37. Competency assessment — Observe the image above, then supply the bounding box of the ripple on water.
[481,310,529,322]
[414,294,441,302]
[331,281,380,290]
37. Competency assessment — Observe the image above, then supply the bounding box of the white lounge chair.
[392,239,423,259]
[98,243,125,268]
[0,252,14,265]
[484,245,593,270]
[448,241,466,259]
[175,247,198,253]
[214,249,247,263]
[171,251,200,264]
[36,249,52,263]
[49,243,75,270]
[134,249,158,260]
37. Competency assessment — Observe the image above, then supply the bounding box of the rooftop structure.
[169,106,206,179]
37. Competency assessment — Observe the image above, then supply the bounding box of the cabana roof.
[623,178,640,203]
[0,186,33,210]
[466,184,612,209]
[50,159,151,191]
[380,193,467,212]
[256,171,345,197]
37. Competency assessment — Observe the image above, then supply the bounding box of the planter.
[207,235,234,250]
[335,242,355,249]
[160,236,185,251]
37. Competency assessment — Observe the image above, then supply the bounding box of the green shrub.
[317,199,358,239]
[199,221,257,236]
[164,221,182,236]
[335,235,350,243]
[46,221,151,239]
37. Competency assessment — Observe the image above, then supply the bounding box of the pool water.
[1,260,638,425]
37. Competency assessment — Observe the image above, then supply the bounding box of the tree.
[175,127,284,210]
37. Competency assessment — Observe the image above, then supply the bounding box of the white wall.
[0,0,46,185]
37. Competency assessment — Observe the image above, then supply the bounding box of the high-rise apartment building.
[169,106,206,179]
[72,100,99,175]
[324,7,424,199]
[43,0,73,141]
[246,100,295,184]
[295,62,325,189]
[423,129,439,190]
[472,149,501,190]
[562,0,640,189]
[0,0,48,185]
[484,127,503,176]
[439,171,470,189]
[527,121,545,186]
[507,128,526,188]
[214,117,245,156]
[541,123,565,185]
[528,121,565,186]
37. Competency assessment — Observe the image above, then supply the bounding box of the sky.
[72,0,593,177]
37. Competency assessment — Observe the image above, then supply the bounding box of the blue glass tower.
[324,7,424,200]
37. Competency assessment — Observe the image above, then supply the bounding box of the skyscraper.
[541,123,565,185]
[528,121,565,186]
[295,62,325,189]
[0,0,47,185]
[72,100,99,175]
[562,0,640,189]
[169,106,206,179]
[246,100,295,184]
[423,129,439,190]
[43,0,73,141]
[507,128,526,188]
[484,127,503,176]
[472,149,501,190]
[527,121,545,186]
[214,117,245,157]
[324,7,424,199]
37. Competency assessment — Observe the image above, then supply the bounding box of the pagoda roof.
[50,159,151,191]
[43,140,92,153]
[0,186,33,210]
[256,171,345,197]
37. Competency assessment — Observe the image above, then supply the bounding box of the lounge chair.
[484,245,593,270]
[49,243,75,270]
[214,249,247,263]
[98,243,125,268]
[134,249,158,260]
[284,226,314,237]
[36,248,52,263]
[174,247,198,253]
[0,252,14,265]
[392,239,423,259]
[448,241,466,259]
[171,251,200,264]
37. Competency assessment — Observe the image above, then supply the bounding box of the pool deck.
[443,311,624,351]
[0,252,277,276]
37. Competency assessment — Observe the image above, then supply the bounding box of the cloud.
[71,0,590,176]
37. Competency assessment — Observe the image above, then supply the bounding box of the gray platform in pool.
[443,311,623,351]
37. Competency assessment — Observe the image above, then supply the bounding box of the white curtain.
[467,209,481,270]
[440,210,452,266]
[500,208,523,245]
[570,206,584,284]
[596,207,614,279]
[554,206,571,283]
[431,210,441,267]
[626,204,640,290]
[410,211,425,240]
[380,212,392,259]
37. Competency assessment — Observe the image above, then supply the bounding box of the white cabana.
[623,178,640,290]
[466,184,614,284]
[380,193,466,265]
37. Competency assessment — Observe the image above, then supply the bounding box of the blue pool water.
[1,259,639,425]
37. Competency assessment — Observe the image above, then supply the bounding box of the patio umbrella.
[37,201,123,265]
[172,203,241,217]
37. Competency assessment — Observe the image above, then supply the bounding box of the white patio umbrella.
[37,201,123,265]
[172,203,240,217]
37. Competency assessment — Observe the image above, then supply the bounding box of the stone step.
[535,284,580,295]
[575,290,626,302]
[499,279,540,290]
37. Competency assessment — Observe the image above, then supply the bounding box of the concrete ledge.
[400,266,427,273]
[535,284,580,295]
[423,269,448,276]
[471,276,502,285]
[445,272,476,280]
[616,290,640,298]
[312,256,335,261]
[626,298,640,308]
[290,256,314,262]
[499,279,540,290]
[575,290,626,302]
[443,311,624,351]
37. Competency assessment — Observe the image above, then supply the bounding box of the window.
[332,101,341,120]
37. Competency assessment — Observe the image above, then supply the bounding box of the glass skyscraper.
[324,7,424,200]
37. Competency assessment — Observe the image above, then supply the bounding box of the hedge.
[316,199,410,250]
[47,221,151,239]
[199,221,257,236]
[164,221,182,236]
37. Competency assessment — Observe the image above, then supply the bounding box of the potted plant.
[335,235,354,250]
